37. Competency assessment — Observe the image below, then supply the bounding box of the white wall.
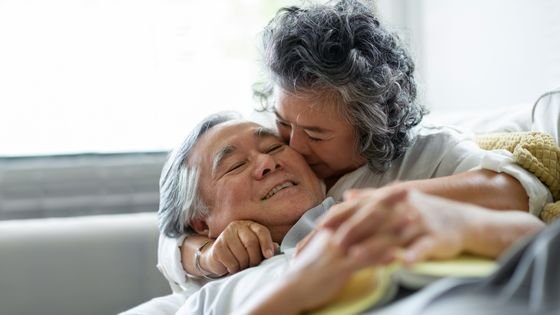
[1,0,558,156]
[380,0,560,113]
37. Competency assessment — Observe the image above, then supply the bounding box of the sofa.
[0,212,170,315]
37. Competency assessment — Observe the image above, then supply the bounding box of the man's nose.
[253,153,280,179]
[289,128,311,155]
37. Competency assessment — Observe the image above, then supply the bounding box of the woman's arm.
[318,188,544,266]
[390,169,530,211]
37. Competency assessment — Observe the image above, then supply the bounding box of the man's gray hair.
[158,111,242,238]
[254,0,428,173]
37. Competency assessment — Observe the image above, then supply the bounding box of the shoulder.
[410,124,476,147]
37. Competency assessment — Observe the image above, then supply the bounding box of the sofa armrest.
[0,212,170,315]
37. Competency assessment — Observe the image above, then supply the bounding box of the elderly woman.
[158,0,551,288]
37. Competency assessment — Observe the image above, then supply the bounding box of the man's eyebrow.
[254,126,279,138]
[273,109,332,133]
[212,144,236,174]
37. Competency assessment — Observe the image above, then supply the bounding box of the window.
[0,0,298,220]
[0,0,296,156]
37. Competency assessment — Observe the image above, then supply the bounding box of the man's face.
[189,121,325,242]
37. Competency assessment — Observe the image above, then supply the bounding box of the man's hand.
[284,230,362,312]
[200,220,277,276]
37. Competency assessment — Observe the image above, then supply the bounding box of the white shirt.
[157,124,552,292]
[174,198,334,315]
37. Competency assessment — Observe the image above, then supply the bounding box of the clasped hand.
[298,187,469,268]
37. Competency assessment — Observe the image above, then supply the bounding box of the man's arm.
[236,231,362,315]
[166,221,277,281]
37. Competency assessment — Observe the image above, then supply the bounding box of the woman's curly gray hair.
[158,111,242,238]
[254,0,427,173]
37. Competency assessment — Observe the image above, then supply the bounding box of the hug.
[122,0,557,314]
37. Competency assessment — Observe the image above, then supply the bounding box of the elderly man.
[120,111,544,315]
[152,111,343,314]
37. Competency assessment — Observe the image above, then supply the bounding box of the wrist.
[461,205,506,257]
[195,241,224,280]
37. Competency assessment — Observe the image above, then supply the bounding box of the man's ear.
[190,218,210,236]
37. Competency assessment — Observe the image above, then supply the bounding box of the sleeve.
[412,126,552,216]
[478,149,552,216]
[157,233,190,293]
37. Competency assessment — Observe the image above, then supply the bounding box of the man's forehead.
[189,121,279,164]
[209,121,279,145]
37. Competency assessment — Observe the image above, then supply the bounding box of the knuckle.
[251,224,266,234]
[243,237,259,248]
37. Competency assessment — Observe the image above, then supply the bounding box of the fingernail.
[265,249,273,258]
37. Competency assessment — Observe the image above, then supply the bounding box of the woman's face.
[273,88,366,185]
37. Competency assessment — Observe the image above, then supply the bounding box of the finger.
[225,231,251,271]
[210,240,239,275]
[375,209,408,235]
[248,223,275,259]
[295,230,316,257]
[396,221,424,246]
[335,191,409,248]
[238,227,264,267]
[342,188,374,200]
[402,236,437,265]
[375,203,419,237]
[334,199,390,248]
[378,187,408,205]
[347,234,401,268]
[317,199,360,229]
[343,186,406,203]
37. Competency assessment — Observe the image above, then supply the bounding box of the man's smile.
[262,180,297,200]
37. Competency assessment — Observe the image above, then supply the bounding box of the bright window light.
[0,0,293,156]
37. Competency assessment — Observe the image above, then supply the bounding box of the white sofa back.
[0,212,170,315]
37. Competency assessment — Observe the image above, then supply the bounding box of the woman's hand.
[199,220,277,276]
[314,188,470,266]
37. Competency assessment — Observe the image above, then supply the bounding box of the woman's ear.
[190,218,210,236]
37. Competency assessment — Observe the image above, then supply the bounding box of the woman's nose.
[289,128,311,155]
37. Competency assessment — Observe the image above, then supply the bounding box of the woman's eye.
[307,135,323,142]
